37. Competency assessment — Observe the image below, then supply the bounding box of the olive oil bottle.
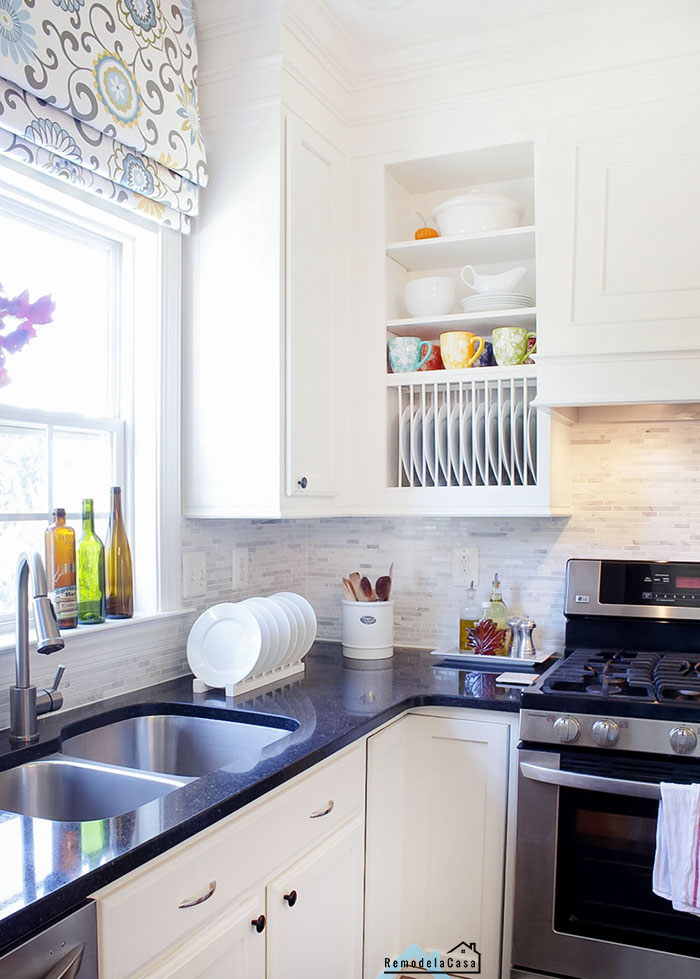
[44,507,77,628]
[459,581,480,651]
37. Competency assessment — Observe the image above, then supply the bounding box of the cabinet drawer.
[96,743,364,979]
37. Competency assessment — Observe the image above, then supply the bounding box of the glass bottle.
[485,573,509,655]
[459,580,480,651]
[77,498,105,624]
[44,508,77,629]
[105,486,133,619]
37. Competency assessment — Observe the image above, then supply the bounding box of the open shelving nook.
[383,140,570,515]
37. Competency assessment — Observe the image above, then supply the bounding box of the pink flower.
[3,325,34,354]
[27,294,55,324]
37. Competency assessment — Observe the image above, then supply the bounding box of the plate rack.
[388,366,537,489]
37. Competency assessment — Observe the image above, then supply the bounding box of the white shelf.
[386,226,536,271]
[388,307,536,340]
[386,364,537,386]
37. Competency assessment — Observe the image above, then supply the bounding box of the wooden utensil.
[341,578,356,602]
[360,576,375,601]
[348,572,365,602]
[375,575,392,602]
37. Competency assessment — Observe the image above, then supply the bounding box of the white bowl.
[403,276,456,318]
[431,190,524,236]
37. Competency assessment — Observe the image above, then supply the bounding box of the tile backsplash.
[183,419,700,655]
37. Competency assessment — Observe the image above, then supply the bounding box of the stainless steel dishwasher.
[0,901,97,979]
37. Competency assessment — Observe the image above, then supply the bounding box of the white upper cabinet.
[536,95,700,406]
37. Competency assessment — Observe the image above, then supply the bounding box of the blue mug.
[474,340,495,368]
[388,336,433,373]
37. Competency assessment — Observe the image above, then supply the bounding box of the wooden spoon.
[376,575,392,602]
[360,576,375,601]
[341,578,356,602]
[348,572,365,602]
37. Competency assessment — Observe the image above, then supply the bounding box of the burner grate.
[542,648,659,700]
[655,653,700,701]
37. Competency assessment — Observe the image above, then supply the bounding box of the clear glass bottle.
[44,507,77,628]
[77,498,105,625]
[485,573,508,655]
[459,580,480,651]
[105,486,133,619]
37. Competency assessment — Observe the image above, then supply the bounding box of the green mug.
[492,327,537,367]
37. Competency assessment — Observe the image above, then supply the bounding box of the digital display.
[676,577,700,589]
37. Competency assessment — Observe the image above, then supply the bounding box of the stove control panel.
[565,559,700,619]
[521,709,700,757]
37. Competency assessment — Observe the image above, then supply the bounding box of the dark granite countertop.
[0,642,525,953]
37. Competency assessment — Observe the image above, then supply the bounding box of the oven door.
[512,746,700,979]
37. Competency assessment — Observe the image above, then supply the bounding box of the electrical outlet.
[452,546,478,587]
[182,551,207,599]
[232,546,249,590]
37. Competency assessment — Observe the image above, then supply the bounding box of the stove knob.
[670,726,698,754]
[591,718,621,747]
[553,716,581,744]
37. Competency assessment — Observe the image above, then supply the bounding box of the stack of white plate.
[187,592,317,691]
[399,399,537,488]
[460,293,535,313]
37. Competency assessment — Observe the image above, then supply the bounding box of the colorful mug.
[492,327,537,367]
[474,340,495,368]
[388,336,433,373]
[440,331,485,370]
[418,343,444,371]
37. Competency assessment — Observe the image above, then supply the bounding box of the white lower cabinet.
[133,892,266,979]
[266,817,364,979]
[364,712,511,979]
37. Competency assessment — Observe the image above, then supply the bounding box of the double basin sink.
[0,709,299,822]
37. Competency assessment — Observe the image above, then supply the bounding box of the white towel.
[653,781,700,916]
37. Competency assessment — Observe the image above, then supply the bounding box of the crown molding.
[195,0,284,41]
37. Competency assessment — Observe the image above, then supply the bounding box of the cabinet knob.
[297,477,308,489]
[283,890,298,907]
[251,914,266,933]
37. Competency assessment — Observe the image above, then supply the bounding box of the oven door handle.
[520,760,661,799]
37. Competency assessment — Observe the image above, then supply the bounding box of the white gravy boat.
[460,264,527,295]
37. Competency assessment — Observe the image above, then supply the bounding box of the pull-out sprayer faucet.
[10,551,66,745]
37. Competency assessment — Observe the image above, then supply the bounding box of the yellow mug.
[440,331,485,370]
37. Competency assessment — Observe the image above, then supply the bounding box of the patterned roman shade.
[0,0,206,232]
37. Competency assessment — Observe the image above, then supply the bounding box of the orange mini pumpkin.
[414,227,439,240]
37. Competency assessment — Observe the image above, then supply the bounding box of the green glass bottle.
[77,498,105,624]
[105,486,133,619]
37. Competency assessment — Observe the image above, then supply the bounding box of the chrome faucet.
[9,552,66,745]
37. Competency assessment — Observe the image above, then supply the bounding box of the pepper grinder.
[506,617,522,657]
[516,616,537,658]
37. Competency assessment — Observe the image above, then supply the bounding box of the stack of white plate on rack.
[187,592,317,693]
[399,398,537,488]
[460,293,535,313]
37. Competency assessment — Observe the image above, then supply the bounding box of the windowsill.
[0,608,196,657]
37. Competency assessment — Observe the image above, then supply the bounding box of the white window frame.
[0,156,184,648]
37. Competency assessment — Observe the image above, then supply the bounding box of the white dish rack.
[388,366,537,489]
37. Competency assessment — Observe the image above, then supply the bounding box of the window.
[0,158,181,627]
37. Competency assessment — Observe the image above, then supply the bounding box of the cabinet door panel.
[365,714,509,979]
[135,893,265,979]
[267,817,364,979]
[285,114,342,498]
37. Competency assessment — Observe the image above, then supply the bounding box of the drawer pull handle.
[251,914,266,933]
[178,880,217,909]
[283,890,298,907]
[310,799,334,819]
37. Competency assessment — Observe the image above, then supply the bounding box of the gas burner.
[541,648,659,700]
[655,653,700,702]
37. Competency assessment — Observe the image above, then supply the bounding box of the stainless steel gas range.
[512,558,700,979]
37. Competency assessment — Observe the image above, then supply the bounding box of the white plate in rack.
[243,597,279,674]
[513,401,525,484]
[400,404,413,484]
[460,401,474,485]
[527,404,537,481]
[487,402,500,482]
[411,408,427,485]
[437,403,450,482]
[263,598,292,671]
[474,402,488,484]
[448,403,461,483]
[272,592,317,658]
[187,603,262,689]
[500,399,513,482]
[269,595,304,667]
[423,405,438,483]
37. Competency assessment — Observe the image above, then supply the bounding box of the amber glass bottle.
[105,486,133,619]
[44,508,77,628]
[77,498,105,624]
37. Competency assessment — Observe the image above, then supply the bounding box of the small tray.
[430,646,555,670]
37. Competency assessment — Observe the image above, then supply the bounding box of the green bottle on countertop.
[77,498,105,624]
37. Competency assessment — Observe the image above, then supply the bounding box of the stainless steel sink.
[61,712,298,777]
[0,756,187,821]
